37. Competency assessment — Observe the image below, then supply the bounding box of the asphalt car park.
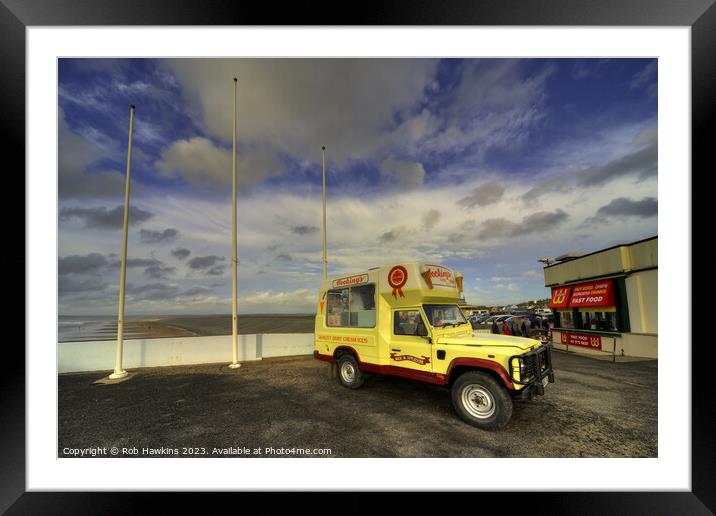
[58,350,657,458]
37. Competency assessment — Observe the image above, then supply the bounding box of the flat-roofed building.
[543,236,657,359]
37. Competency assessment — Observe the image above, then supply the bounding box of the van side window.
[326,288,349,327]
[349,284,376,327]
[394,310,426,336]
[326,284,376,328]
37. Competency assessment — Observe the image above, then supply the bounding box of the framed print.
[6,0,712,513]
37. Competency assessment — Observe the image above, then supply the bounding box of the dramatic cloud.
[139,228,179,244]
[421,209,440,230]
[60,205,153,229]
[156,136,284,190]
[120,258,161,269]
[187,255,227,275]
[586,197,658,224]
[58,276,107,295]
[58,253,108,275]
[520,176,572,202]
[180,286,212,297]
[458,181,505,208]
[379,226,411,244]
[188,255,225,270]
[156,137,229,185]
[171,248,191,260]
[58,110,127,200]
[58,58,658,313]
[516,210,569,235]
[379,157,426,190]
[577,143,657,186]
[167,58,439,165]
[59,254,173,286]
[126,282,180,301]
[423,60,554,158]
[478,210,568,240]
[291,225,319,235]
[144,264,176,280]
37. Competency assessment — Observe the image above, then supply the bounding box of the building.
[543,236,657,359]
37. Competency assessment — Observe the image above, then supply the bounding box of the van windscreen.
[423,304,467,327]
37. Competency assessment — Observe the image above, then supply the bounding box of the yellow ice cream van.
[313,262,554,430]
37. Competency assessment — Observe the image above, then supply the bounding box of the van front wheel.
[336,354,365,389]
[451,371,512,430]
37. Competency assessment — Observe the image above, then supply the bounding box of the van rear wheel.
[451,371,512,430]
[336,354,365,389]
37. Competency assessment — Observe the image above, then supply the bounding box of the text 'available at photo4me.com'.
[60,446,333,457]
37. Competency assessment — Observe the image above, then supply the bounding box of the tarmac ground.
[58,350,657,458]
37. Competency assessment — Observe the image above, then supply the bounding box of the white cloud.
[379,157,426,190]
[156,137,283,190]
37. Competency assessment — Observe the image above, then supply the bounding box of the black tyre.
[336,354,365,389]
[451,371,513,430]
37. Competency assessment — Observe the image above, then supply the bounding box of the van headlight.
[512,358,526,380]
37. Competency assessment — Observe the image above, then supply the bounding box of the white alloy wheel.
[340,361,356,384]
[461,384,497,419]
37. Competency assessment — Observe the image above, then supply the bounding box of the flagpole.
[109,104,135,380]
[321,146,327,280]
[229,78,241,369]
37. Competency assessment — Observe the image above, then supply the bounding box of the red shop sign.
[569,279,615,308]
[549,286,572,308]
[560,332,602,350]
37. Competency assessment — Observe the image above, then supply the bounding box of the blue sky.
[58,58,657,315]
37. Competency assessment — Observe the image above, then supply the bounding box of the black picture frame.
[5,0,711,513]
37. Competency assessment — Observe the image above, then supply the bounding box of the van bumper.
[508,343,555,398]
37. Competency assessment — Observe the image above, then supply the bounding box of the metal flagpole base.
[228,363,242,369]
[109,370,129,379]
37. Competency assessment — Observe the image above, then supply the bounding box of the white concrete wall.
[59,333,315,374]
[258,333,315,358]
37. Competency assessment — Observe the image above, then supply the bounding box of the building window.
[558,309,575,329]
[326,284,376,328]
[578,309,619,332]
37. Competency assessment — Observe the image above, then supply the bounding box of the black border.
[6,0,712,513]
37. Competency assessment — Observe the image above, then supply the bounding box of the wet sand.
[59,315,315,342]
[159,314,315,336]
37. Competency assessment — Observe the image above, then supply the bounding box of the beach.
[58,314,315,342]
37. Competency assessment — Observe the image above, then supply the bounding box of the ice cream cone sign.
[456,273,464,293]
[421,269,433,289]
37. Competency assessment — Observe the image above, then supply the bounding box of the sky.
[58,58,658,315]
